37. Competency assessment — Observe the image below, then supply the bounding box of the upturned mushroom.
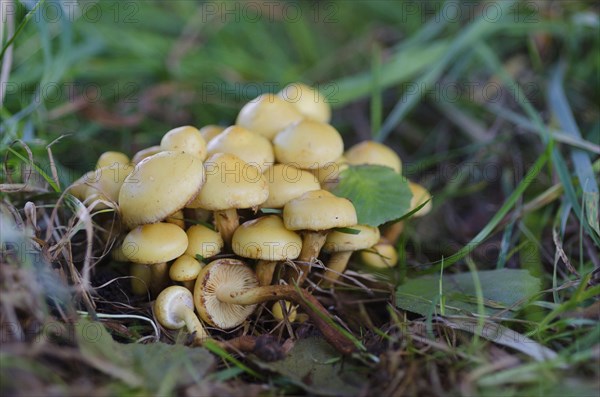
[160,126,208,161]
[277,82,331,123]
[187,153,269,246]
[273,119,344,170]
[282,189,357,284]
[231,215,302,286]
[236,93,304,140]
[206,125,274,173]
[322,224,380,285]
[155,286,209,343]
[193,259,356,354]
[119,151,205,229]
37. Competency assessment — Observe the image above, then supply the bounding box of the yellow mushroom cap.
[131,146,162,166]
[207,125,274,173]
[194,258,259,329]
[96,151,130,169]
[160,126,208,161]
[155,286,195,329]
[408,181,432,217]
[118,151,205,228]
[261,164,320,208]
[187,153,268,210]
[84,164,134,207]
[311,156,348,191]
[271,301,297,322]
[323,224,380,253]
[69,170,97,200]
[278,82,331,123]
[345,141,402,173]
[283,189,357,231]
[122,222,188,264]
[360,242,398,269]
[232,215,302,261]
[236,93,303,140]
[169,254,204,282]
[273,119,343,170]
[185,224,224,259]
[199,125,226,143]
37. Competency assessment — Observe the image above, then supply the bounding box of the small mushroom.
[273,119,344,170]
[282,190,357,284]
[84,163,134,209]
[185,224,224,260]
[155,286,209,343]
[236,93,303,140]
[193,259,356,355]
[360,239,398,269]
[187,153,269,246]
[96,151,130,169]
[277,82,331,123]
[384,181,432,243]
[122,222,188,295]
[261,164,320,209]
[231,215,302,286]
[119,151,205,229]
[169,254,204,291]
[322,225,380,285]
[199,125,226,143]
[206,125,274,173]
[272,301,297,322]
[131,145,162,166]
[160,126,208,160]
[344,140,402,173]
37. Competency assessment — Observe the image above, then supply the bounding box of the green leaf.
[395,269,541,317]
[332,165,412,227]
[253,337,368,397]
[75,320,214,393]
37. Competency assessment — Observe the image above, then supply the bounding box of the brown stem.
[214,208,239,246]
[256,260,277,286]
[289,231,327,285]
[322,251,353,286]
[212,335,285,361]
[217,285,356,355]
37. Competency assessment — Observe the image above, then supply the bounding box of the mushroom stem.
[256,260,277,286]
[214,208,239,246]
[322,251,353,286]
[182,280,195,292]
[292,231,327,284]
[216,284,356,355]
[174,304,209,342]
[150,262,170,296]
[130,263,152,296]
[383,221,404,244]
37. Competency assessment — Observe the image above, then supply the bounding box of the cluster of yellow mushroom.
[69,83,431,353]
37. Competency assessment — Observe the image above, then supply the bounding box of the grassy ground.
[1,1,599,396]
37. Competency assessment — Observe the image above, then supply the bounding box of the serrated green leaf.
[332,165,412,226]
[395,269,541,317]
